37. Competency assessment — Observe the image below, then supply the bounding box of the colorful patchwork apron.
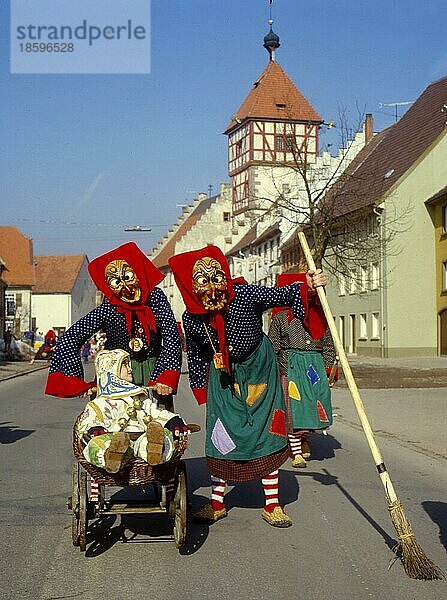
[286,350,333,431]
[205,335,288,460]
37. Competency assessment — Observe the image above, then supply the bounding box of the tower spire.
[263,1,280,62]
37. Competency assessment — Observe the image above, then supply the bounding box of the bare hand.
[306,269,327,291]
[154,383,173,396]
[82,386,97,398]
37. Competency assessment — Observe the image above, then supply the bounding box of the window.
[286,135,295,151]
[349,269,356,294]
[5,294,15,317]
[443,205,447,233]
[443,262,447,291]
[338,316,345,347]
[359,313,367,339]
[235,139,243,158]
[223,212,230,222]
[275,135,284,151]
[371,262,379,290]
[360,265,367,292]
[338,274,346,296]
[15,293,22,308]
[371,312,380,339]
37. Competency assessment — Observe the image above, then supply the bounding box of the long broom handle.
[298,231,398,503]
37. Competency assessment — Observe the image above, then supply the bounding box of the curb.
[0,363,49,382]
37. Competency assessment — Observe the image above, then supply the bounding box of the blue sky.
[1,0,446,260]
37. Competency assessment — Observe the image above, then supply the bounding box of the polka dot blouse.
[183,283,305,390]
[49,287,181,386]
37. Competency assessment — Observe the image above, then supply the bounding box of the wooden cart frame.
[68,417,188,553]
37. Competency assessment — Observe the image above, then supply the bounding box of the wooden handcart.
[68,415,188,553]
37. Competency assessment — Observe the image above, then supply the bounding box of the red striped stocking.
[288,432,302,460]
[262,470,280,512]
[211,476,226,510]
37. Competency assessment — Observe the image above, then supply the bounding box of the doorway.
[440,310,447,355]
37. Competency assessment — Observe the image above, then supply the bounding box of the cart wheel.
[98,484,106,512]
[71,463,80,547]
[173,464,187,549]
[79,470,88,552]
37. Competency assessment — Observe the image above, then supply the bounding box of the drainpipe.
[373,205,387,357]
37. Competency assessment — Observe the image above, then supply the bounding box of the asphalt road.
[1,368,446,600]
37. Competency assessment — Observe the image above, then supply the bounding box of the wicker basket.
[72,414,182,486]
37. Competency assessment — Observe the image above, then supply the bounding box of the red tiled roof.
[33,254,86,293]
[228,223,280,257]
[255,222,281,246]
[226,61,322,132]
[328,75,447,218]
[152,195,219,269]
[227,226,258,256]
[0,226,35,287]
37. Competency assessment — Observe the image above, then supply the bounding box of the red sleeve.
[192,388,207,405]
[148,369,181,393]
[45,371,96,398]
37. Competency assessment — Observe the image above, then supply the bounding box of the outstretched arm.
[148,288,182,394]
[45,305,106,398]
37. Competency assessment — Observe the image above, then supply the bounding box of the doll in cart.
[76,348,188,474]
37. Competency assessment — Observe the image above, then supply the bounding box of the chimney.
[364,113,373,145]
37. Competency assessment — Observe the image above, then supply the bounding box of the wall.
[32,293,71,334]
[385,131,447,356]
[324,250,383,358]
[70,258,97,324]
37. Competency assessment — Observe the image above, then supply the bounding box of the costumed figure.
[33,329,56,361]
[77,349,188,473]
[45,242,182,410]
[168,245,327,528]
[268,273,337,468]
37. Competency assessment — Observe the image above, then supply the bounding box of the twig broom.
[298,230,444,580]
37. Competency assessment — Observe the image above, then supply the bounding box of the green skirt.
[286,350,333,431]
[131,355,174,412]
[205,335,288,461]
[131,355,156,387]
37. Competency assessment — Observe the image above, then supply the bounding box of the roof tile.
[0,226,35,287]
[33,255,86,293]
[226,61,322,132]
[330,75,447,217]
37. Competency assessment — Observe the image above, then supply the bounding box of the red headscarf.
[272,273,327,340]
[88,242,164,343]
[44,330,56,347]
[168,245,234,370]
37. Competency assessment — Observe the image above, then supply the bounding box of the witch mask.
[192,257,228,311]
[105,259,142,304]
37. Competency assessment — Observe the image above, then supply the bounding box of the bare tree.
[244,108,411,288]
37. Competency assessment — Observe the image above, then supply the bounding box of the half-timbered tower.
[225,24,323,216]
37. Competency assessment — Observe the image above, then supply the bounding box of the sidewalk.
[0,359,49,381]
[338,355,447,388]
